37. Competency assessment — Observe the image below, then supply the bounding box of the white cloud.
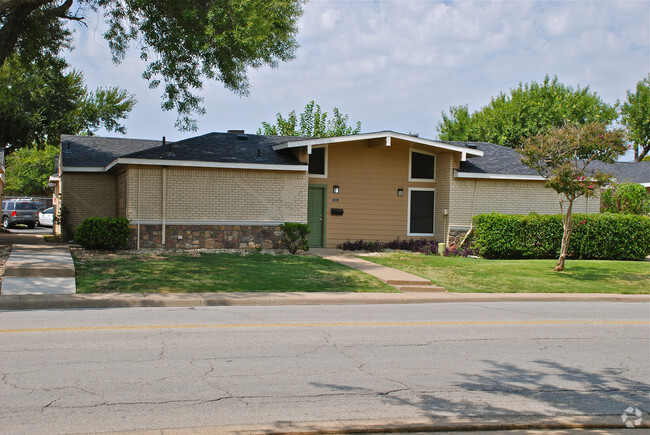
[64,0,649,159]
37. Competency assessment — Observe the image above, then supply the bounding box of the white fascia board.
[641,182,650,188]
[61,166,105,172]
[105,158,308,172]
[48,175,60,183]
[454,169,545,181]
[271,131,484,158]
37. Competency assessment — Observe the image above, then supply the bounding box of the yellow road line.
[0,320,647,334]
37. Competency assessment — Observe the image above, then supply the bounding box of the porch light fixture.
[333,185,339,194]
[397,188,404,197]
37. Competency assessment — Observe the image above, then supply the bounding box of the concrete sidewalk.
[312,248,444,292]
[1,244,76,295]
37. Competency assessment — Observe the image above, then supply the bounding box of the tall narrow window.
[308,147,326,177]
[409,150,435,181]
[408,189,435,235]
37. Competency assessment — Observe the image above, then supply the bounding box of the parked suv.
[1,199,39,229]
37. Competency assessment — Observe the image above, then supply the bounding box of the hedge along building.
[53,131,648,249]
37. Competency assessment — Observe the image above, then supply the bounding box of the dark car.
[2,200,39,229]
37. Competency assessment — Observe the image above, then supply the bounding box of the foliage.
[473,212,650,261]
[437,75,618,148]
[443,245,479,258]
[279,222,310,254]
[519,122,627,271]
[0,0,304,131]
[601,183,650,215]
[0,53,136,149]
[338,238,439,255]
[620,75,650,161]
[258,101,362,138]
[4,144,59,195]
[75,217,130,250]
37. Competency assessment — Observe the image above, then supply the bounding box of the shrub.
[279,222,310,254]
[473,212,650,260]
[601,183,650,215]
[337,238,439,255]
[75,217,130,250]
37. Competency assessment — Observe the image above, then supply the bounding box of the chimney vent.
[228,130,245,134]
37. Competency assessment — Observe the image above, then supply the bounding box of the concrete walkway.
[1,244,76,295]
[311,248,445,292]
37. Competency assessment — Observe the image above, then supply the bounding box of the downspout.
[162,167,167,247]
[137,166,141,251]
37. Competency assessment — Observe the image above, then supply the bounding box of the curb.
[96,415,650,434]
[1,291,648,310]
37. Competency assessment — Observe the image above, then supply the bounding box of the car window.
[8,203,14,211]
[16,202,38,210]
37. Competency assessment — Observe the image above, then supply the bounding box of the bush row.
[338,239,440,255]
[473,212,650,260]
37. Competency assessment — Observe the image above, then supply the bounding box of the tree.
[0,53,136,150]
[601,183,650,215]
[620,75,650,162]
[519,122,627,271]
[257,101,362,138]
[4,144,59,196]
[0,0,304,131]
[437,76,618,148]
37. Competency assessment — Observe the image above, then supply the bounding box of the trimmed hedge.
[473,212,650,260]
[75,217,131,250]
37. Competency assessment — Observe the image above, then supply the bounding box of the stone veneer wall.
[131,224,284,250]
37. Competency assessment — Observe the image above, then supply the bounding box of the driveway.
[0,226,53,246]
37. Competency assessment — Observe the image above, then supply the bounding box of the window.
[409,150,435,181]
[408,189,435,235]
[308,146,327,177]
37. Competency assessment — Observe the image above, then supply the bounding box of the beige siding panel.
[61,173,116,231]
[125,166,307,223]
[312,141,449,248]
[449,178,601,228]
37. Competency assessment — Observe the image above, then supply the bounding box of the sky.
[65,0,650,161]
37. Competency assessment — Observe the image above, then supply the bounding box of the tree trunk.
[554,200,574,272]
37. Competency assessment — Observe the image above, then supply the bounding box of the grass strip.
[363,252,650,294]
[73,252,396,293]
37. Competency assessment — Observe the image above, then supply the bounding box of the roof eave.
[454,170,545,181]
[272,131,484,159]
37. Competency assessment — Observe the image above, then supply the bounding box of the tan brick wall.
[448,178,601,228]
[116,170,126,217]
[61,172,116,233]
[125,166,307,223]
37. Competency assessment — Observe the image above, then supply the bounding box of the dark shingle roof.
[122,132,307,166]
[456,141,650,183]
[61,135,165,168]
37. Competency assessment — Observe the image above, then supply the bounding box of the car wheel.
[2,216,10,229]
[27,223,36,229]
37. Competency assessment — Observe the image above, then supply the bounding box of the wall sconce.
[397,188,404,197]
[333,185,339,194]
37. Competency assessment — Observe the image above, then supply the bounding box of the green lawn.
[362,252,650,294]
[73,252,396,293]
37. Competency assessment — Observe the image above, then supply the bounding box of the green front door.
[307,186,325,247]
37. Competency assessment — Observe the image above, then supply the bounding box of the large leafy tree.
[620,75,650,162]
[0,0,304,130]
[258,101,362,138]
[519,123,627,272]
[0,53,136,150]
[4,144,59,196]
[437,76,618,148]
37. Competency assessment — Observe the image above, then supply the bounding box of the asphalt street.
[1,302,648,434]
